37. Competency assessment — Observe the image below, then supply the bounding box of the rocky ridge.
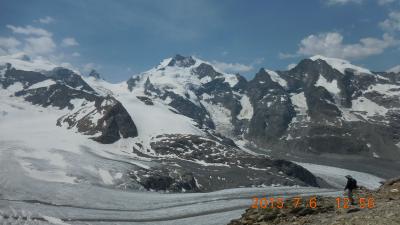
[126,54,400,163]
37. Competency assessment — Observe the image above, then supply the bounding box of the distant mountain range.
[1,52,400,192]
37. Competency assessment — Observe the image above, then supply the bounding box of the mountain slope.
[0,53,320,193]
[120,54,400,178]
[122,54,400,164]
[1,52,400,193]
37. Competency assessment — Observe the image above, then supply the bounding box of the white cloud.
[36,16,55,24]
[296,32,399,60]
[0,25,56,57]
[7,25,52,37]
[1,24,83,70]
[380,11,400,32]
[0,37,21,54]
[24,36,56,55]
[326,0,363,5]
[212,61,253,73]
[61,37,79,47]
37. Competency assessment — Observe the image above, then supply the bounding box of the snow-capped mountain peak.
[166,54,196,68]
[310,55,372,75]
[2,51,400,201]
[128,54,239,94]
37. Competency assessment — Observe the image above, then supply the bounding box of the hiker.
[344,175,358,205]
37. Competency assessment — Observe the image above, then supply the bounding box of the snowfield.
[0,53,392,225]
[315,74,340,95]
[0,79,344,225]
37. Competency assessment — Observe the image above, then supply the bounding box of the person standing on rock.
[344,175,358,205]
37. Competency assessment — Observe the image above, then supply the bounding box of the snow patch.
[224,75,239,87]
[290,92,308,114]
[6,82,24,92]
[201,100,233,136]
[351,97,388,119]
[366,83,400,97]
[237,95,253,120]
[265,69,287,88]
[315,74,340,95]
[294,162,384,190]
[26,79,56,90]
[98,168,114,185]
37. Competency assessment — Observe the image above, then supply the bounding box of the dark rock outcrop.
[246,69,295,145]
[136,96,154,105]
[58,96,138,144]
[143,134,320,191]
[137,170,199,192]
[167,54,196,67]
[92,98,138,143]
[193,63,221,79]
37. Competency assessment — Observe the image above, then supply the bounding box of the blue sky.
[0,0,400,82]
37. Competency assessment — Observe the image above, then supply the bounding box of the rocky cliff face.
[57,96,138,144]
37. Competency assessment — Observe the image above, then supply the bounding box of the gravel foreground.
[228,177,400,225]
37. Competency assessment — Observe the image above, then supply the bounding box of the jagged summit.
[167,54,196,67]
